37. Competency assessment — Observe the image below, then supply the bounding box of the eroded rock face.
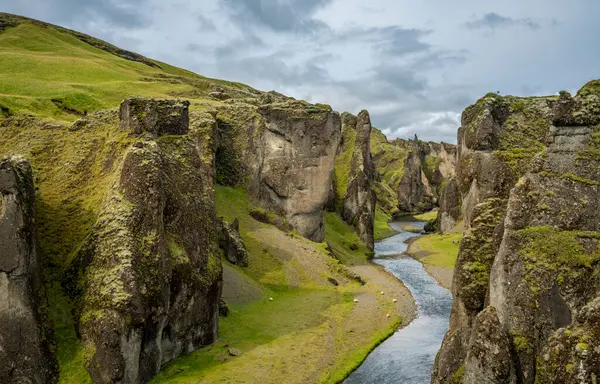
[437,178,460,233]
[0,157,58,384]
[250,102,341,242]
[219,218,249,267]
[398,137,432,213]
[120,97,190,136]
[433,82,600,384]
[340,110,376,250]
[75,99,222,384]
[432,94,554,384]
[396,137,456,214]
[464,307,516,384]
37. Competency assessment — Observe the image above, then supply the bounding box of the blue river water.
[345,222,453,384]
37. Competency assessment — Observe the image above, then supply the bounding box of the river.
[344,221,453,384]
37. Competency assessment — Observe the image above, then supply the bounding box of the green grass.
[0,20,255,121]
[151,289,343,383]
[324,212,371,265]
[374,208,397,240]
[0,17,409,383]
[151,186,404,383]
[411,210,439,222]
[412,232,463,268]
[48,285,93,384]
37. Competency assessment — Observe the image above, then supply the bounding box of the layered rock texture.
[332,111,376,249]
[216,98,341,242]
[370,131,456,217]
[67,98,222,383]
[0,157,58,384]
[397,137,457,214]
[433,82,600,384]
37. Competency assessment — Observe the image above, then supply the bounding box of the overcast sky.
[3,0,600,142]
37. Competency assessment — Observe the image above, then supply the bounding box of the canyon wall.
[216,97,341,242]
[432,82,600,384]
[0,157,58,384]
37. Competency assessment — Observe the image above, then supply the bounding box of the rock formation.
[332,111,376,249]
[437,178,460,233]
[397,136,435,213]
[251,102,341,242]
[72,98,222,384]
[0,157,58,384]
[374,134,456,216]
[433,83,600,384]
[214,99,341,242]
[219,218,249,267]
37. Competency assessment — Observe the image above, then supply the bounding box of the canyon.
[0,11,599,384]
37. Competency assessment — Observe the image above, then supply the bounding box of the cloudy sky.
[3,0,600,142]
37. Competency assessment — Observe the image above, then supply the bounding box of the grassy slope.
[151,187,405,383]
[0,21,249,120]
[0,18,414,383]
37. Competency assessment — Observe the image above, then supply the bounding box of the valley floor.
[149,187,417,384]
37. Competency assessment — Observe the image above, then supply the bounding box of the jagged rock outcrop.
[432,93,554,384]
[73,98,222,384]
[0,157,58,384]
[219,218,249,267]
[398,137,434,213]
[395,136,457,214]
[334,111,376,250]
[433,82,600,384]
[437,178,460,233]
[213,98,340,242]
[248,101,341,242]
[119,97,190,136]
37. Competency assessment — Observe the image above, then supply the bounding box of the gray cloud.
[4,0,600,143]
[3,0,149,28]
[464,12,540,30]
[221,0,332,34]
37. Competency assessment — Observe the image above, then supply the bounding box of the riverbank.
[405,229,462,290]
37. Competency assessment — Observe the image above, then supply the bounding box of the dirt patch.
[351,264,417,324]
[423,264,453,290]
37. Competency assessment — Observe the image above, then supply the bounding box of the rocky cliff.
[331,111,376,249]
[0,157,58,384]
[215,98,341,242]
[67,98,223,384]
[432,82,600,384]
[394,136,456,214]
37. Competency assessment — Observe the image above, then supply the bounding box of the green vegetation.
[374,208,397,240]
[422,155,442,182]
[0,16,413,383]
[411,209,438,222]
[0,19,254,121]
[369,127,408,215]
[334,123,357,199]
[510,330,533,353]
[412,232,463,268]
[150,186,404,383]
[325,211,370,265]
[449,365,465,384]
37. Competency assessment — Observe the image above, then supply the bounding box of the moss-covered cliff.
[432,82,600,384]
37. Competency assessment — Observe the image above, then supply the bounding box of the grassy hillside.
[0,13,256,121]
[0,14,416,383]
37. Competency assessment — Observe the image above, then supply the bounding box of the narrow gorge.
[0,10,599,384]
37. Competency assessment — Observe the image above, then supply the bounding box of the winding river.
[345,221,453,384]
